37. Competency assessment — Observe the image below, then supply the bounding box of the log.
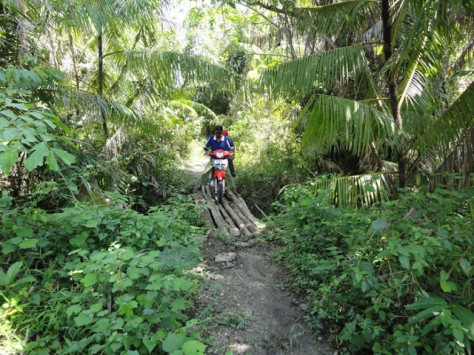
[194,190,213,225]
[217,202,241,237]
[228,200,258,235]
[221,198,253,239]
[201,185,229,237]
[227,190,261,229]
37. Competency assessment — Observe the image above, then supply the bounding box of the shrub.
[270,184,474,353]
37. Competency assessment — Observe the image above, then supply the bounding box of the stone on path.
[233,239,256,248]
[215,252,237,263]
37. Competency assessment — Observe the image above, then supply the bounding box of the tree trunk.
[381,0,405,188]
[68,31,80,91]
[16,0,28,63]
[98,32,109,138]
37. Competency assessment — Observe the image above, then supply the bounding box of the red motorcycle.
[206,149,234,203]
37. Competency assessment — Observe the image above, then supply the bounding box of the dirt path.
[181,158,330,354]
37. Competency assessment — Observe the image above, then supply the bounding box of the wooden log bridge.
[195,185,262,239]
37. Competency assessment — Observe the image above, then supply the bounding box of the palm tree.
[254,0,474,192]
[22,0,235,142]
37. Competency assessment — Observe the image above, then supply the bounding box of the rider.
[205,125,233,182]
[222,129,236,177]
[205,125,232,152]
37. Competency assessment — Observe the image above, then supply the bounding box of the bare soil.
[182,156,331,354]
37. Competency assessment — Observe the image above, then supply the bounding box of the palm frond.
[309,172,391,207]
[123,50,240,94]
[173,100,218,121]
[300,95,395,156]
[52,90,136,127]
[260,44,377,99]
[49,0,166,34]
[294,0,380,38]
[413,80,474,157]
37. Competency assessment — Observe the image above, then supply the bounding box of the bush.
[270,184,474,353]
[0,194,207,353]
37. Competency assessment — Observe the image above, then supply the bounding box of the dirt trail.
[181,158,330,354]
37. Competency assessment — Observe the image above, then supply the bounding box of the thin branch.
[244,0,293,16]
[238,0,279,29]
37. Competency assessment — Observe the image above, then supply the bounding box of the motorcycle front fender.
[214,170,226,180]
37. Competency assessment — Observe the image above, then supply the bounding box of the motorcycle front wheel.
[217,180,224,204]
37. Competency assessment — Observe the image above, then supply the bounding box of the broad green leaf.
[171,298,188,312]
[452,304,474,340]
[84,219,99,228]
[0,109,17,120]
[113,279,134,292]
[69,232,89,247]
[46,151,59,171]
[459,258,472,275]
[24,142,49,171]
[119,301,138,318]
[162,333,185,353]
[0,147,19,176]
[126,266,141,280]
[4,261,23,285]
[89,303,103,312]
[370,218,387,231]
[143,335,158,353]
[407,297,447,311]
[74,312,94,326]
[121,249,135,261]
[92,318,110,332]
[453,328,465,343]
[82,272,98,287]
[173,278,192,291]
[2,243,17,254]
[52,148,76,165]
[182,340,206,355]
[66,305,82,317]
[440,271,457,293]
[19,238,39,249]
[7,103,29,111]
[399,255,410,269]
[16,227,33,238]
[2,128,21,141]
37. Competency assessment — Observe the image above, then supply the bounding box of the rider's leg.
[228,158,236,177]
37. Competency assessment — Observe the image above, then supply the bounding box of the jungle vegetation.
[0,0,473,353]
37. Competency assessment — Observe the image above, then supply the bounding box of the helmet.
[222,130,228,136]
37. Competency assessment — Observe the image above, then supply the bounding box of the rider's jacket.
[205,135,232,151]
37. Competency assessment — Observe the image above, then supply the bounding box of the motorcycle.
[205,148,234,204]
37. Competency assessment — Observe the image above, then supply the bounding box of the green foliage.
[270,185,474,353]
[299,95,396,156]
[0,195,207,353]
[0,71,79,197]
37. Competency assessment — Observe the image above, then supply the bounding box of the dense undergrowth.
[0,194,207,353]
[0,69,210,354]
[269,182,474,354]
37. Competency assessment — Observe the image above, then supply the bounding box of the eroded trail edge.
[194,187,330,354]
